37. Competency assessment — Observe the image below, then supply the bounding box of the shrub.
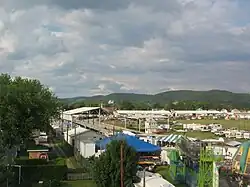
[15,158,48,165]
[54,157,66,166]
[13,165,67,183]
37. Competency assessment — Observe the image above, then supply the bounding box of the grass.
[54,157,67,165]
[62,180,96,187]
[66,156,82,169]
[178,119,250,130]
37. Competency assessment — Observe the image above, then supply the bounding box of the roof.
[159,134,183,143]
[97,133,161,153]
[63,107,100,115]
[142,174,175,187]
[202,138,224,143]
[225,140,242,147]
[116,110,171,115]
[66,127,90,136]
[27,145,50,152]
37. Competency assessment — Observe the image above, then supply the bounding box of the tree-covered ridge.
[61,90,250,110]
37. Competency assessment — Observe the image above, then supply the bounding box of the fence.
[67,172,92,180]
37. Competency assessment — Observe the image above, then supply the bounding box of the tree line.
[63,99,245,111]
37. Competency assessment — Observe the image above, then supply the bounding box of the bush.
[13,165,67,183]
[15,158,48,165]
[54,157,66,166]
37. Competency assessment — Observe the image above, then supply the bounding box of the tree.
[119,101,135,110]
[0,132,12,186]
[0,74,61,148]
[92,140,138,187]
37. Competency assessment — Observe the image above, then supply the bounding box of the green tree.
[92,140,138,187]
[0,74,61,148]
[0,133,12,186]
[119,101,135,110]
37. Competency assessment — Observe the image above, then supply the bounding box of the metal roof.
[116,110,171,115]
[225,140,241,147]
[63,107,100,115]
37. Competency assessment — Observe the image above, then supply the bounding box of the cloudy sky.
[0,0,250,97]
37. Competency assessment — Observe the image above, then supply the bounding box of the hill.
[61,90,250,109]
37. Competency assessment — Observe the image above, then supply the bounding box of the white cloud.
[0,0,250,97]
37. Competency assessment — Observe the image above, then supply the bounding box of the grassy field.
[62,180,96,187]
[178,119,250,130]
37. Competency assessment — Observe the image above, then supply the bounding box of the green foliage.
[62,90,250,110]
[92,140,138,187]
[14,165,67,183]
[57,142,74,158]
[0,134,8,185]
[15,158,48,165]
[54,157,66,166]
[0,73,61,148]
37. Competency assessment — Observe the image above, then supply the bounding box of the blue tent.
[96,133,161,153]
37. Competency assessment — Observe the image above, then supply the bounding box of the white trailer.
[243,132,250,139]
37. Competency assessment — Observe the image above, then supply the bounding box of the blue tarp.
[96,133,161,153]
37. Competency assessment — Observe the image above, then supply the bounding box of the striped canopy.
[160,134,183,143]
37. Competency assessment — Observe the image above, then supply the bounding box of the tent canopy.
[96,133,161,153]
[159,134,183,143]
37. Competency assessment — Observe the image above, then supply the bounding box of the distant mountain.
[61,90,250,108]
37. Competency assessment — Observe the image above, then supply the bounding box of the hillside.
[61,90,250,108]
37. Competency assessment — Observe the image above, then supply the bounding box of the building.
[65,127,105,158]
[27,145,49,159]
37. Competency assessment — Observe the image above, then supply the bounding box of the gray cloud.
[0,0,250,97]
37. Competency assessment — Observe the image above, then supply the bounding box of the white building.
[78,140,96,158]
[63,126,105,158]
[64,127,89,145]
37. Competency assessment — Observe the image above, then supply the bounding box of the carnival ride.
[168,136,223,187]
[231,140,250,185]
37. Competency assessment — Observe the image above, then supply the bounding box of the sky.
[0,0,250,97]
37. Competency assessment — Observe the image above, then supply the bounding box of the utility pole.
[61,110,64,133]
[73,115,77,155]
[143,168,146,187]
[66,121,69,143]
[98,104,101,131]
[120,142,124,187]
